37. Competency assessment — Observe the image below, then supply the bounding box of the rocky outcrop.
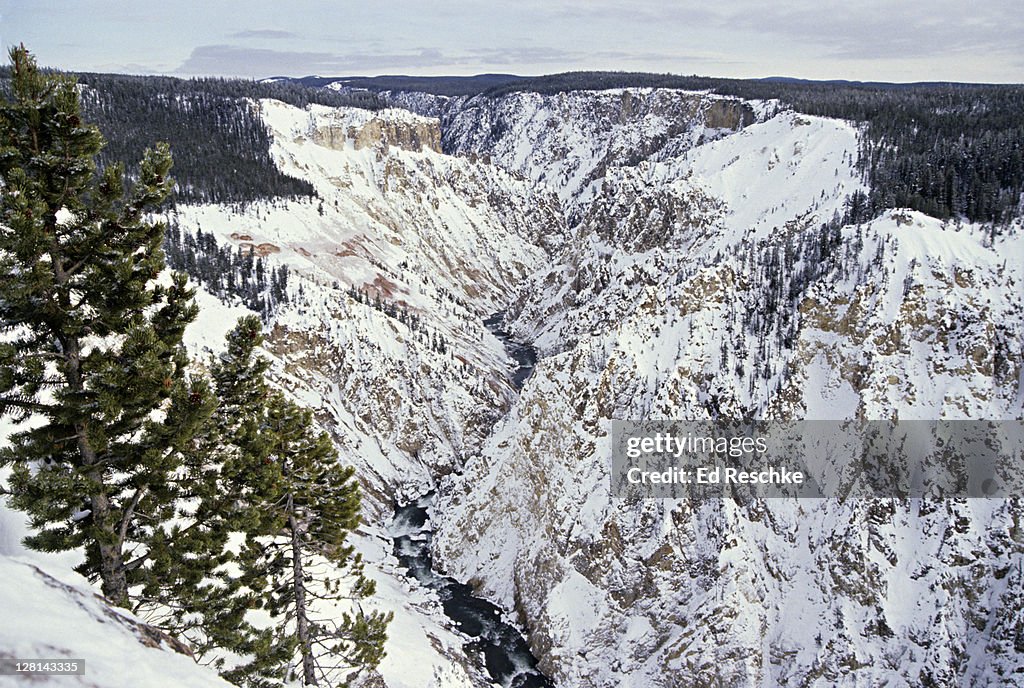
[310,112,442,153]
[704,98,756,130]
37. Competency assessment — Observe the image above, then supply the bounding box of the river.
[390,313,550,688]
[482,312,538,391]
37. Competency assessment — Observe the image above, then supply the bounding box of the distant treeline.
[289,73,523,97]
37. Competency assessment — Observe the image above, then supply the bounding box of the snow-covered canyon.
[3,85,1022,687]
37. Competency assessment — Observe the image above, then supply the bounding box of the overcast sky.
[1,1,1021,83]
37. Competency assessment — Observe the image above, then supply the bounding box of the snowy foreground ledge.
[0,556,235,688]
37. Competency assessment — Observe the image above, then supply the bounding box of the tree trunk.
[289,498,317,686]
[47,224,129,608]
[67,335,129,607]
[89,481,128,606]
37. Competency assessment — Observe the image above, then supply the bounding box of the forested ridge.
[0,69,383,205]
[76,73,385,205]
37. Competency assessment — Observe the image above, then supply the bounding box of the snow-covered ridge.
[509,109,866,355]
[414,83,1024,685]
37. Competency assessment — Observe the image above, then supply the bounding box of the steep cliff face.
[433,212,1024,687]
[175,98,566,514]
[307,106,443,154]
[161,100,566,687]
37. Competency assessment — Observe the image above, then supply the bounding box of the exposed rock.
[309,109,443,153]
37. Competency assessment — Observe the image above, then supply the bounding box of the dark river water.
[482,312,538,391]
[390,313,550,688]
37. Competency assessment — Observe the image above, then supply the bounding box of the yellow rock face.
[310,116,443,154]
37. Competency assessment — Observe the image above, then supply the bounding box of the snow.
[799,352,862,419]
[673,111,865,240]
[542,572,605,649]
[181,277,258,357]
[0,557,234,688]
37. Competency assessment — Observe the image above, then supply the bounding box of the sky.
[1,1,1021,84]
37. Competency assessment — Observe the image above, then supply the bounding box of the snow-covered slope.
[423,92,1024,686]
[171,98,565,515]
[508,110,866,355]
[0,555,235,688]
[165,98,570,686]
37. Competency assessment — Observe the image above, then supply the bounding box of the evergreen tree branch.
[0,397,57,412]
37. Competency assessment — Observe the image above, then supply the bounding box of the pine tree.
[135,315,291,683]
[0,46,211,607]
[140,316,389,686]
[251,392,390,686]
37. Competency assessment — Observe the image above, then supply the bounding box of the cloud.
[229,29,298,40]
[717,0,1024,62]
[530,0,1023,67]
[176,44,579,77]
[176,45,459,77]
[591,50,728,65]
[463,46,581,66]
[543,1,718,26]
[20,0,1015,82]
